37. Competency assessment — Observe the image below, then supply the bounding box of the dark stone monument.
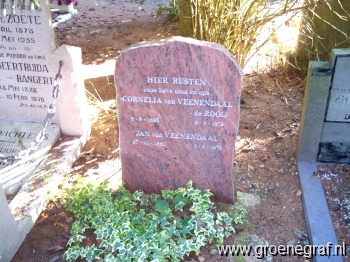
[297,49,350,164]
[296,49,350,262]
[115,37,243,203]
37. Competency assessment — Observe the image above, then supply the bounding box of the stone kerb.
[0,0,57,123]
[115,36,243,203]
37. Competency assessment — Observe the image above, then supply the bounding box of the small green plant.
[134,0,179,19]
[63,179,245,261]
[156,0,179,19]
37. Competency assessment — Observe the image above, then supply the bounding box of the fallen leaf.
[237,186,246,192]
[290,157,296,165]
[66,217,74,223]
[198,256,205,262]
[274,167,281,173]
[345,172,350,180]
[54,221,68,230]
[243,129,251,134]
[260,153,269,161]
[85,237,93,246]
[248,165,255,171]
[96,239,103,245]
[47,245,65,254]
[285,76,294,82]
[272,131,282,137]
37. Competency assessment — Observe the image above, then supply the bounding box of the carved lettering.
[0,15,41,25]
[0,147,19,154]
[16,74,53,85]
[158,88,173,93]
[204,111,228,118]
[0,130,48,140]
[147,77,168,84]
[172,78,205,85]
[177,98,232,108]
[121,96,163,104]
[0,62,48,72]
[136,130,151,137]
[164,132,218,141]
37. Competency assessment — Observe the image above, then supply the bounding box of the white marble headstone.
[0,0,59,123]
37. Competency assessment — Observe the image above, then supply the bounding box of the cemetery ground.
[7,0,350,261]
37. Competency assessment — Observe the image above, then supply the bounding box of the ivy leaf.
[159,214,170,228]
[224,216,233,225]
[140,196,149,206]
[132,191,143,201]
[63,181,247,262]
[154,200,169,213]
[187,180,193,189]
[150,193,160,203]
[172,194,189,211]
[161,190,174,200]
[82,198,91,207]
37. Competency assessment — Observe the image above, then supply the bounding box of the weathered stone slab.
[0,0,58,123]
[50,45,91,137]
[115,37,243,203]
[0,120,60,194]
[326,51,350,122]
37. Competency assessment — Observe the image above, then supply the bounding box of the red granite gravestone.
[115,37,243,203]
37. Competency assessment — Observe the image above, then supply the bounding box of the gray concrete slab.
[298,162,343,262]
[296,62,331,162]
[0,133,88,262]
[321,122,350,142]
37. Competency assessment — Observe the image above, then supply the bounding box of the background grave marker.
[298,49,350,164]
[115,37,243,203]
[297,48,350,262]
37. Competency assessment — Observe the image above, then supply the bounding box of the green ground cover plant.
[62,178,246,261]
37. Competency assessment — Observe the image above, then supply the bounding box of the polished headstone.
[115,37,243,203]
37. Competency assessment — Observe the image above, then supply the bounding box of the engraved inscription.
[325,56,350,122]
[121,75,233,151]
[0,1,55,121]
